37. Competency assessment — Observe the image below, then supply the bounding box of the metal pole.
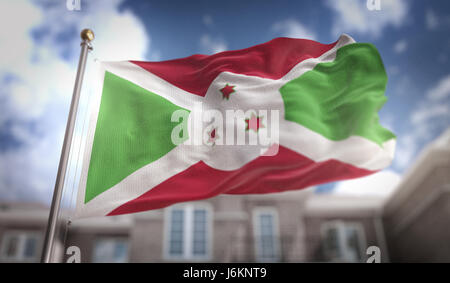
[41,29,94,263]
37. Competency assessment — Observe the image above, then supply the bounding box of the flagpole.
[41,29,94,263]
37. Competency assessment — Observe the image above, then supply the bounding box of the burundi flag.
[75,34,395,218]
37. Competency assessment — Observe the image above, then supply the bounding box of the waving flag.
[75,34,395,218]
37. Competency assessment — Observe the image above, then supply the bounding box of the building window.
[192,209,207,256]
[168,209,184,256]
[92,238,129,263]
[165,203,211,260]
[253,208,280,262]
[321,221,366,262]
[0,231,40,262]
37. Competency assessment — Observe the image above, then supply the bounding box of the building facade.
[0,128,449,263]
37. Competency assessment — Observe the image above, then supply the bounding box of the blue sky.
[0,0,449,203]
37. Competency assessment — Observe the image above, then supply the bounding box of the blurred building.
[0,128,449,263]
[383,128,450,262]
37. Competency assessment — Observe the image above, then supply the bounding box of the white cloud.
[0,0,151,203]
[411,104,450,125]
[334,170,401,198]
[426,9,439,30]
[393,39,407,54]
[0,0,42,74]
[271,19,317,40]
[325,0,409,38]
[31,0,150,62]
[394,74,450,170]
[200,34,228,54]
[387,65,400,76]
[426,74,450,101]
[394,134,418,170]
[202,14,214,28]
[380,113,396,133]
[411,75,450,126]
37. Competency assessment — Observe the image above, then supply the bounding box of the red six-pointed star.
[245,113,265,132]
[208,128,219,145]
[220,84,235,100]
